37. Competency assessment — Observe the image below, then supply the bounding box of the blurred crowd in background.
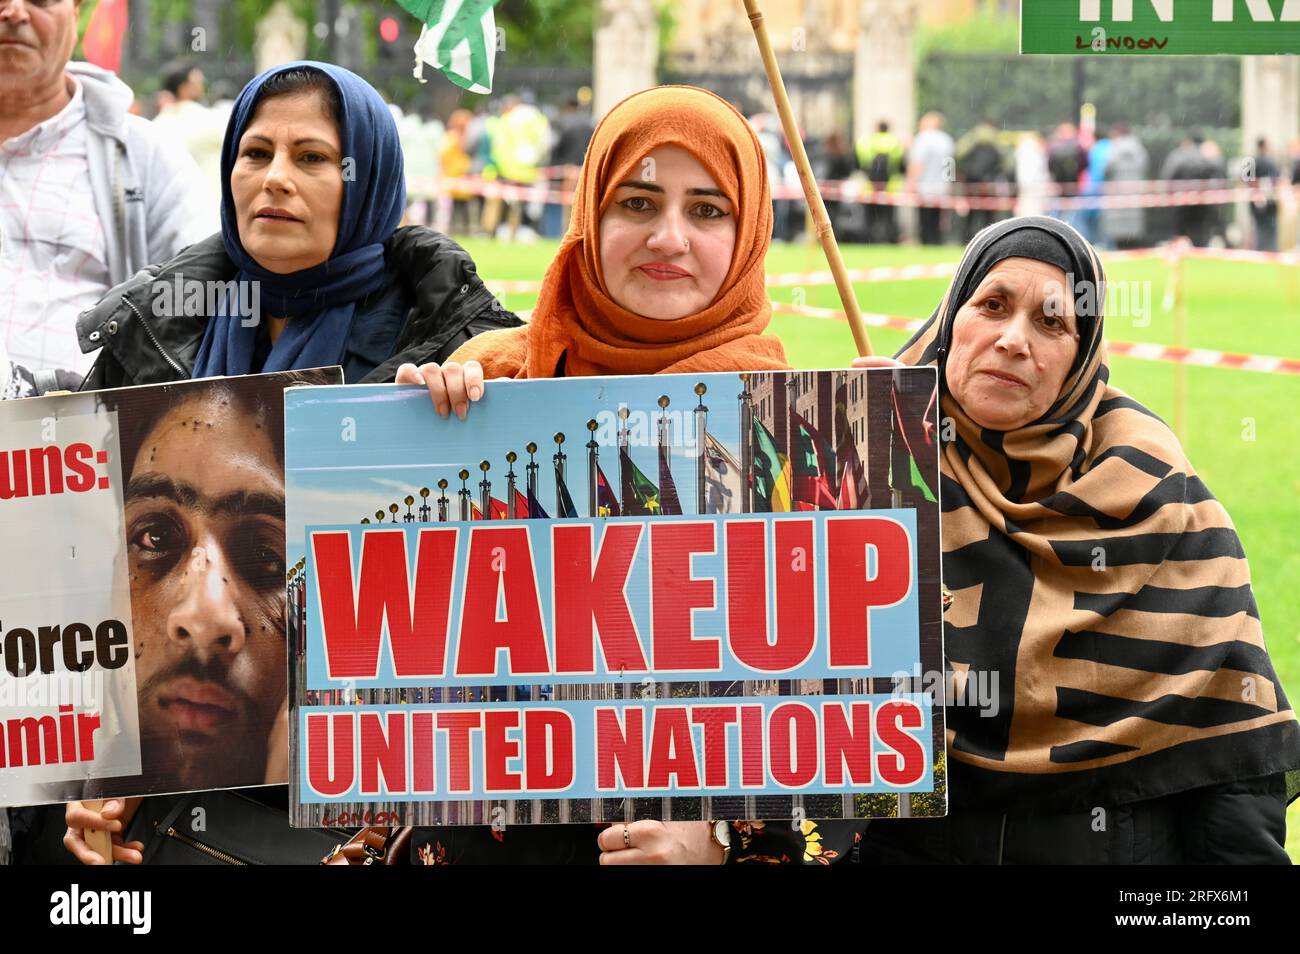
[141,58,1300,255]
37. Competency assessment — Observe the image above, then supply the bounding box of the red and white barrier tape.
[779,182,1285,212]
[1105,341,1300,375]
[413,173,1297,213]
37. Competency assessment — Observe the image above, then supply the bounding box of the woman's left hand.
[597,820,725,865]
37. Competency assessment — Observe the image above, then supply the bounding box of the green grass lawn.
[462,236,1300,859]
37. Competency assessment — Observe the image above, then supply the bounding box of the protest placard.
[0,368,340,806]
[288,367,945,826]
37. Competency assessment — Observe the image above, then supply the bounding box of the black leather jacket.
[75,225,522,390]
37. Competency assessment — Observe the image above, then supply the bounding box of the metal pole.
[553,433,567,516]
[586,419,599,517]
[739,375,753,514]
[694,383,708,515]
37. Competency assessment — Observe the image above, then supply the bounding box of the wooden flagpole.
[741,0,875,357]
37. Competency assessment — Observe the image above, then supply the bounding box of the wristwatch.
[708,820,733,864]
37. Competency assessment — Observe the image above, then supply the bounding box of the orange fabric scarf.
[448,86,789,378]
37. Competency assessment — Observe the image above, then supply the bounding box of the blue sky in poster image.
[284,372,746,567]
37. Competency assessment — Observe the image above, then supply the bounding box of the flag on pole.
[401,0,501,93]
[701,433,743,514]
[750,417,792,513]
[836,458,859,510]
[619,447,661,515]
[889,371,939,504]
[789,406,838,510]
[595,464,621,517]
[488,496,509,519]
[470,500,485,520]
[526,483,549,519]
[833,380,868,511]
[554,462,579,518]
[82,0,129,74]
[657,441,683,515]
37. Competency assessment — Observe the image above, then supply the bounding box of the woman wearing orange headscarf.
[397,86,827,865]
[398,84,790,416]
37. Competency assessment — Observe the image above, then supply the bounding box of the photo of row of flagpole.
[342,368,939,529]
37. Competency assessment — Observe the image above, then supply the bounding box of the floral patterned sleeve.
[727,819,867,865]
[1,357,36,400]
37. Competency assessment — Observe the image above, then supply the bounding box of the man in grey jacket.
[0,0,216,381]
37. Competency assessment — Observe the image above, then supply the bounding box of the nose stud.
[684,238,690,252]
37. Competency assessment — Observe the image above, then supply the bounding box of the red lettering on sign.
[305,712,353,798]
[595,707,643,790]
[525,709,575,791]
[875,700,926,785]
[649,522,720,671]
[740,704,765,787]
[647,706,700,789]
[313,528,457,679]
[483,709,523,792]
[456,527,550,676]
[767,702,819,788]
[726,519,817,672]
[691,705,738,788]
[826,517,912,667]
[411,711,436,793]
[822,701,874,786]
[437,710,482,793]
[358,710,406,796]
[552,522,647,674]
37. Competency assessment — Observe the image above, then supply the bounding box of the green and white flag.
[400,0,501,93]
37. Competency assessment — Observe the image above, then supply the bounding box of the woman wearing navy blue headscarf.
[191,60,408,376]
[58,63,525,867]
[79,62,521,389]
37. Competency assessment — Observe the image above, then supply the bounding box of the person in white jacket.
[0,0,217,377]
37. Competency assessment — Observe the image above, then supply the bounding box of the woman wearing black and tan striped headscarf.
[854,215,1300,863]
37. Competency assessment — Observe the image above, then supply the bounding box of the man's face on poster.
[124,392,286,790]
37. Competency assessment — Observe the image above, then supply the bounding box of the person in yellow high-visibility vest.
[855,121,905,244]
[483,94,551,240]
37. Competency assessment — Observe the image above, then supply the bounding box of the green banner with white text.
[1021,0,1300,55]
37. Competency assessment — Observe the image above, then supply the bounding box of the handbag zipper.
[123,297,186,377]
[159,824,251,865]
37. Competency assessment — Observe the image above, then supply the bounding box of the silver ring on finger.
[622,824,631,849]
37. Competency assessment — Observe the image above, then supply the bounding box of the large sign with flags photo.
[1021,0,1300,55]
[286,368,945,827]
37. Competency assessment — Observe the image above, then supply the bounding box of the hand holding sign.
[64,798,144,865]
[596,820,724,865]
[396,360,485,420]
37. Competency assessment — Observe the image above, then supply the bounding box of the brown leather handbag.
[321,826,413,865]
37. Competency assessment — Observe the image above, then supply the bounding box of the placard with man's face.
[0,368,340,807]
